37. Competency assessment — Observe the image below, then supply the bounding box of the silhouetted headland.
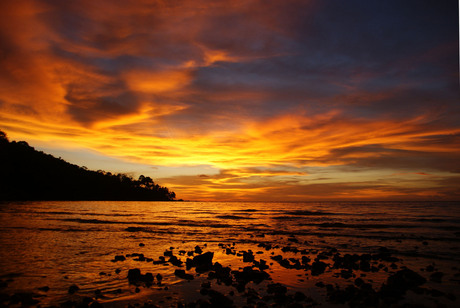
[0,130,176,201]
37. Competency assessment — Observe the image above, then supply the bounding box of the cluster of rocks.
[1,240,458,308]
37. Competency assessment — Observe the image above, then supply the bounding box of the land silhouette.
[0,130,176,201]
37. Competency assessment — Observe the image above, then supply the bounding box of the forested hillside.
[0,130,176,201]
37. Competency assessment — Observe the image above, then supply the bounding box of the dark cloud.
[65,90,140,124]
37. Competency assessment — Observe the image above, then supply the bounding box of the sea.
[0,201,459,307]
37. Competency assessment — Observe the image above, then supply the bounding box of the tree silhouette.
[0,130,177,201]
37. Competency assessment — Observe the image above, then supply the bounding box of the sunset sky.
[0,0,459,201]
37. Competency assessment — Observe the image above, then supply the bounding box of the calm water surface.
[1,201,459,306]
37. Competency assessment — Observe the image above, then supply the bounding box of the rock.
[426,264,435,272]
[294,291,307,301]
[208,263,233,285]
[429,288,444,297]
[192,252,214,272]
[301,256,310,265]
[164,250,173,257]
[68,284,80,294]
[169,255,183,266]
[207,289,233,308]
[233,266,270,290]
[311,260,327,276]
[10,292,40,306]
[339,269,353,279]
[315,281,325,288]
[380,268,426,301]
[38,286,50,292]
[127,268,142,282]
[360,260,371,272]
[267,283,287,294]
[127,268,155,285]
[243,251,254,262]
[132,253,145,261]
[195,246,203,254]
[114,255,126,261]
[174,269,194,280]
[143,272,154,284]
[156,273,163,283]
[354,278,364,287]
[139,243,145,247]
[430,271,443,283]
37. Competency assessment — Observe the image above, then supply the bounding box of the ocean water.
[0,201,459,307]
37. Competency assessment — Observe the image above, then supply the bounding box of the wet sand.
[1,236,459,307]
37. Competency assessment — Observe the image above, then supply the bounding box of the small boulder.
[68,284,80,294]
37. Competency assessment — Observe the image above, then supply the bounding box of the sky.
[0,0,459,201]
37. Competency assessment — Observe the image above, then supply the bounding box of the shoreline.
[1,237,459,307]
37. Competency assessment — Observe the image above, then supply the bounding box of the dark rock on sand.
[294,291,307,301]
[232,266,270,292]
[128,268,142,282]
[243,250,254,262]
[163,250,173,257]
[169,255,183,266]
[38,286,50,292]
[311,260,328,275]
[132,253,145,261]
[127,268,154,285]
[206,289,233,308]
[380,268,426,302]
[354,278,365,287]
[143,272,154,283]
[430,271,443,283]
[327,283,379,307]
[208,262,233,285]
[9,292,40,306]
[267,283,288,304]
[188,252,214,272]
[174,269,194,280]
[68,284,80,294]
[253,259,269,270]
[267,283,287,295]
[114,255,126,261]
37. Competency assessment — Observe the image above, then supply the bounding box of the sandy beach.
[1,201,459,307]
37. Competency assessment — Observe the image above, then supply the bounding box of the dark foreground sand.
[1,236,459,308]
